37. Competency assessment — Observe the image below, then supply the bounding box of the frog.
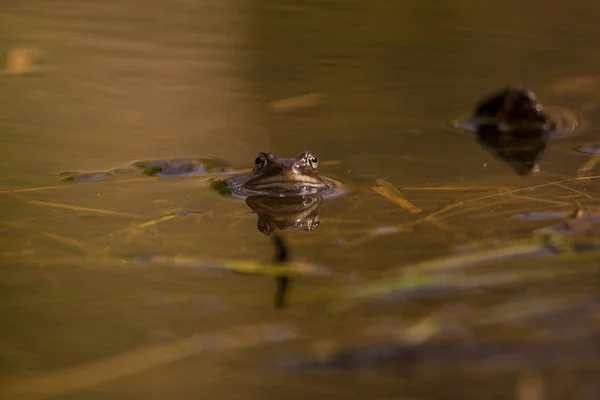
[473,86,556,129]
[465,86,558,175]
[218,151,345,199]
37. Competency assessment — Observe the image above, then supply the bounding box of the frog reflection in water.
[246,195,322,235]
[470,86,557,175]
[224,151,343,199]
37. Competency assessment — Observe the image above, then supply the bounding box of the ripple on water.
[449,105,584,139]
[214,173,347,200]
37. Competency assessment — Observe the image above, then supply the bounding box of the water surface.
[3,0,600,399]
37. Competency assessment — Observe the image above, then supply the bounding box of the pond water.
[3,0,600,399]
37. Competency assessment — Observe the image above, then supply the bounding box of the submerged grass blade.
[329,240,570,309]
[333,267,581,310]
[124,255,332,277]
[39,231,105,256]
[0,185,69,194]
[398,313,443,345]
[508,194,572,207]
[0,176,159,195]
[464,175,600,204]
[402,186,501,191]
[372,178,422,214]
[400,242,553,275]
[551,182,592,199]
[577,153,600,179]
[340,225,412,246]
[110,214,179,237]
[26,200,144,219]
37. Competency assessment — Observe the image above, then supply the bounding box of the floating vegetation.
[209,179,231,197]
[133,157,233,178]
[109,168,135,175]
[59,171,113,182]
[57,157,235,186]
[134,159,205,177]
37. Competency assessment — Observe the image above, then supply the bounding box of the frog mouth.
[245,179,330,193]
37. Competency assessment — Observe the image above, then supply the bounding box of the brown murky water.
[3,0,600,399]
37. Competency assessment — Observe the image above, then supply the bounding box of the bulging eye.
[254,154,267,168]
[307,153,318,168]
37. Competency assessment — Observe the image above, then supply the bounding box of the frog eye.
[254,154,267,168]
[306,153,318,169]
